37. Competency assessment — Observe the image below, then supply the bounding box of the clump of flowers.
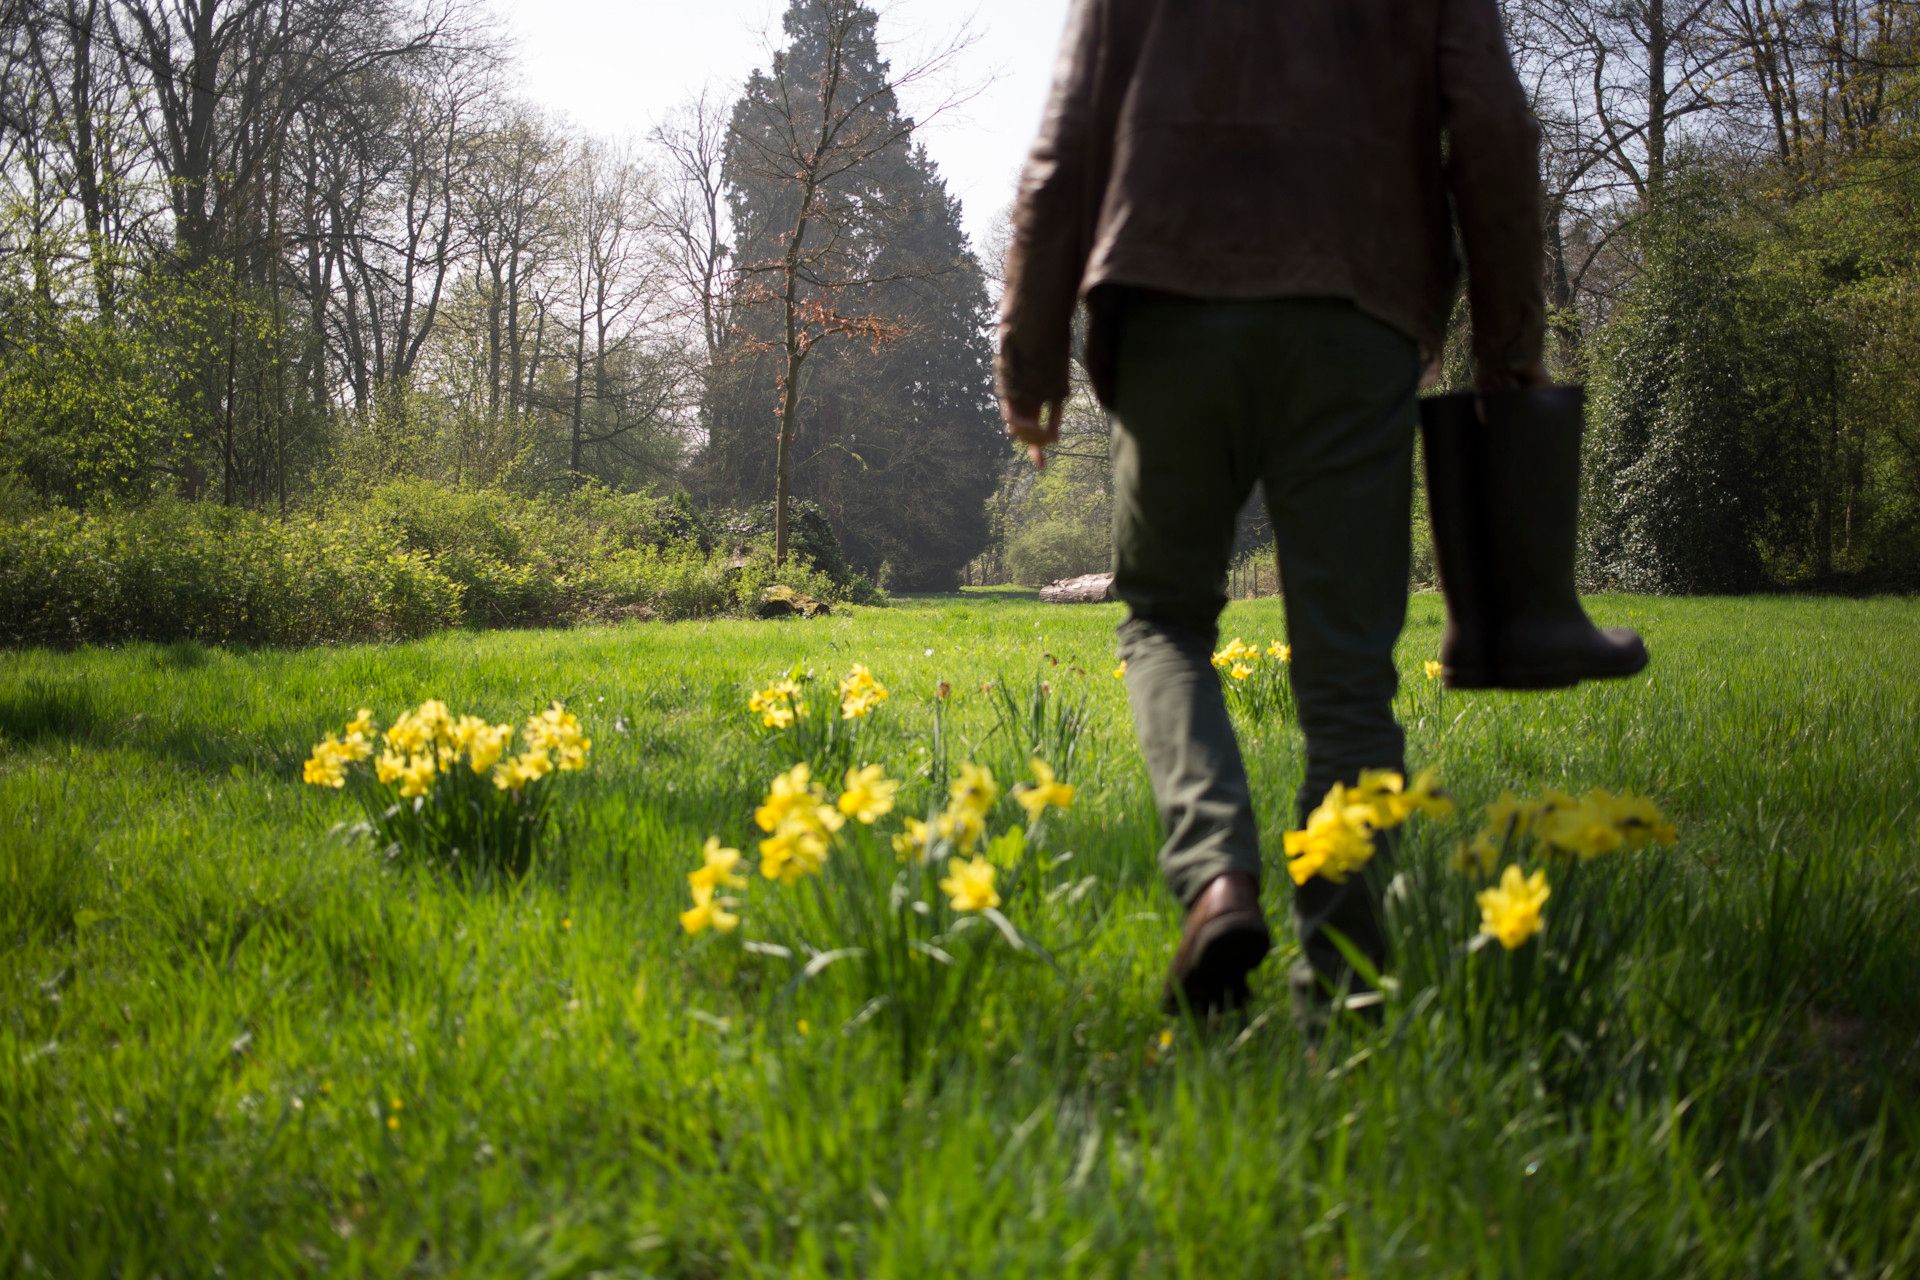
[1452,787,1678,877]
[682,751,1076,1074]
[838,664,890,720]
[754,762,847,886]
[1282,768,1454,886]
[1447,786,1677,952]
[748,679,806,730]
[746,662,889,770]
[1211,636,1294,720]
[301,699,590,876]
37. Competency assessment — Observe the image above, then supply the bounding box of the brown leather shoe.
[1161,871,1272,1016]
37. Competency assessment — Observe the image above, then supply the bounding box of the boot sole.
[1161,911,1272,1016]
[1444,653,1650,691]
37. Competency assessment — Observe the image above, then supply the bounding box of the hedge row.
[0,482,869,648]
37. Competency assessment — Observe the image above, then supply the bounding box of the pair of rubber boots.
[1421,386,1648,690]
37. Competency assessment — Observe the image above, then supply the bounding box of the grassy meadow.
[3,590,1919,1277]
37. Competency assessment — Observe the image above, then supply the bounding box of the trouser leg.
[1260,301,1421,993]
[1108,293,1262,907]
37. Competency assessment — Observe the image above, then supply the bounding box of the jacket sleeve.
[1438,0,1547,381]
[995,0,1107,410]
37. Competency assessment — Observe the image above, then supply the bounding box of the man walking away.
[995,0,1641,1022]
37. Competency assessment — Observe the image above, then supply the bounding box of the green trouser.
[1110,291,1419,993]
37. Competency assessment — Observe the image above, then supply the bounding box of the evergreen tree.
[704,0,998,590]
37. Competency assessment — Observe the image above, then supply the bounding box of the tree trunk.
[776,350,804,567]
[570,300,587,486]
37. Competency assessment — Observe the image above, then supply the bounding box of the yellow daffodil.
[837,764,899,824]
[1268,641,1291,662]
[344,709,376,739]
[936,804,986,852]
[1229,662,1254,681]
[376,750,406,785]
[1535,797,1627,859]
[448,714,486,749]
[690,836,748,891]
[524,704,590,770]
[1350,769,1407,825]
[940,856,1001,912]
[1352,767,1455,827]
[892,817,932,862]
[679,881,740,936]
[1113,660,1128,679]
[466,723,512,775]
[1605,792,1679,846]
[755,762,819,833]
[1211,637,1257,669]
[1012,757,1076,821]
[1477,787,1675,861]
[754,765,842,882]
[1452,832,1501,877]
[1424,659,1444,680]
[302,736,350,788]
[948,761,998,817]
[491,749,552,793]
[758,821,830,884]
[1282,781,1379,885]
[1483,790,1545,840]
[839,664,890,720]
[413,699,454,746]
[384,711,430,754]
[749,680,806,729]
[1397,768,1456,820]
[397,753,437,799]
[1477,865,1550,949]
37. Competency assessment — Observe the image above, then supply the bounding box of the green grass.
[3,591,1919,1277]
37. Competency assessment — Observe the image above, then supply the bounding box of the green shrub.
[0,484,880,649]
[1005,514,1110,587]
[579,544,737,622]
[0,502,469,647]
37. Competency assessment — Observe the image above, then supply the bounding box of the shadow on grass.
[0,680,104,747]
[0,676,302,778]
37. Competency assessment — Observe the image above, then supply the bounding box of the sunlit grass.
[3,591,1918,1276]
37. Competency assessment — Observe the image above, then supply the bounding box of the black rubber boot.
[1421,386,1649,691]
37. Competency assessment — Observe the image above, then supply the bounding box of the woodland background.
[3,0,1918,632]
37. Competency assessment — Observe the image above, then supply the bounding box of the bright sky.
[495,0,1074,253]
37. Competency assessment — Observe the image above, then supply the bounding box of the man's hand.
[1002,397,1065,469]
[1476,360,1552,395]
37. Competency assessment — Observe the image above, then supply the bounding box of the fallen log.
[1038,573,1114,604]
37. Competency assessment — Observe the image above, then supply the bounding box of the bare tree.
[560,137,676,486]
[649,87,733,371]
[724,0,976,565]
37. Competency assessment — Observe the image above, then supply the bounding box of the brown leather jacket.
[996,0,1547,410]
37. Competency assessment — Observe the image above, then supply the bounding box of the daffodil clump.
[681,749,1076,1071]
[746,662,890,770]
[301,699,590,875]
[838,663,890,720]
[1447,786,1677,951]
[682,754,1078,936]
[747,678,807,731]
[1211,636,1294,719]
[1282,769,1454,887]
